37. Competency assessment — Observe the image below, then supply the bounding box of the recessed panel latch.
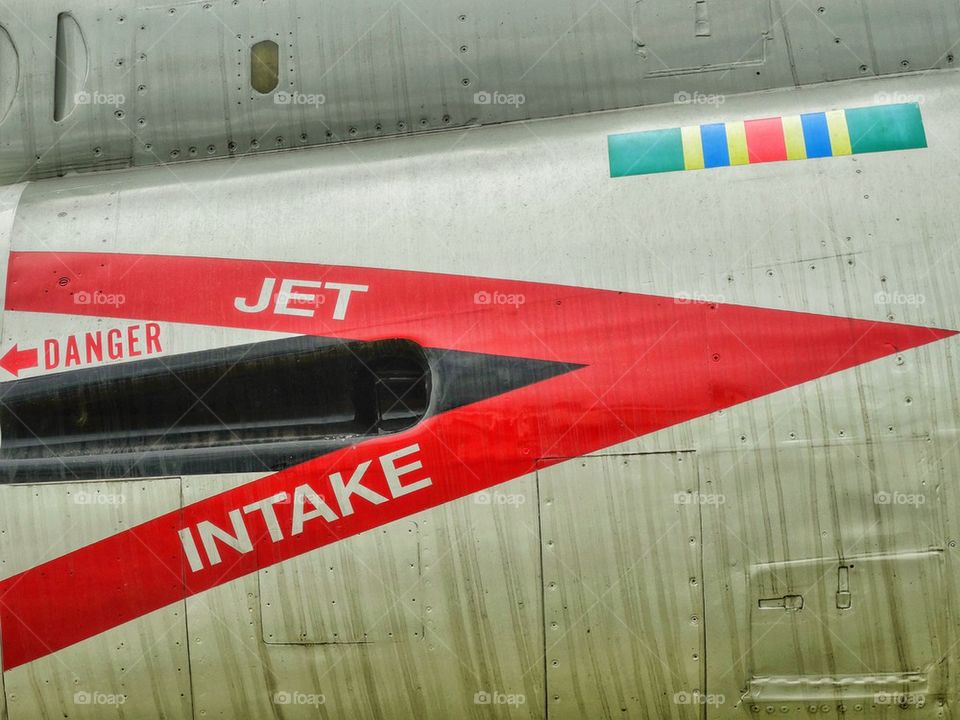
[758,594,804,611]
[836,565,852,609]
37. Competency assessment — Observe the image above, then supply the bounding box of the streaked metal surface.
[539,453,703,719]
[703,440,952,716]
[0,479,191,719]
[0,0,957,182]
[183,472,544,718]
[0,183,24,347]
[0,67,959,717]
[258,520,423,645]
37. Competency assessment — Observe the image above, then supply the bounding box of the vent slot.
[53,12,87,122]
[0,24,18,124]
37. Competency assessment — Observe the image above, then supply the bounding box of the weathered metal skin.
[0,68,958,719]
[0,0,958,183]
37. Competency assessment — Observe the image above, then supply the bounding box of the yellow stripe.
[782,115,807,160]
[681,126,705,170]
[725,121,749,165]
[825,110,852,156]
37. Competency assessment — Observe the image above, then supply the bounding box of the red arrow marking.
[0,251,955,670]
[0,344,38,377]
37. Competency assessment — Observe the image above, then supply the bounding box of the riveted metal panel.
[632,0,773,76]
[749,551,946,699]
[0,66,959,719]
[259,520,422,645]
[185,473,544,719]
[2,0,959,181]
[703,440,950,717]
[783,0,960,83]
[0,478,190,719]
[539,452,703,719]
[0,183,24,347]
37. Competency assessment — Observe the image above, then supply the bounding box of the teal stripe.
[845,103,927,155]
[608,128,685,177]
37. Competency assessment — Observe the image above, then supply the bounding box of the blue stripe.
[800,112,832,158]
[700,123,730,168]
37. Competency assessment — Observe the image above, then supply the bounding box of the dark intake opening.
[0,336,430,481]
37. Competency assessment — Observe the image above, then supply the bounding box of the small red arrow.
[0,344,39,377]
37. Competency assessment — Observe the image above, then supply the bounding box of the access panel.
[703,440,950,717]
[0,478,190,719]
[539,452,703,719]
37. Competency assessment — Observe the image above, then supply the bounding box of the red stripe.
[0,252,954,669]
[744,116,788,163]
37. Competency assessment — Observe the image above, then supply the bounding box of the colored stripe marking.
[607,102,926,177]
[681,126,705,170]
[825,110,852,156]
[608,128,684,177]
[700,123,730,168]
[800,112,832,158]
[845,103,927,154]
[744,117,788,163]
[725,121,750,166]
[782,115,807,160]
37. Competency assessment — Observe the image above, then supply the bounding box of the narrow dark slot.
[53,12,86,122]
